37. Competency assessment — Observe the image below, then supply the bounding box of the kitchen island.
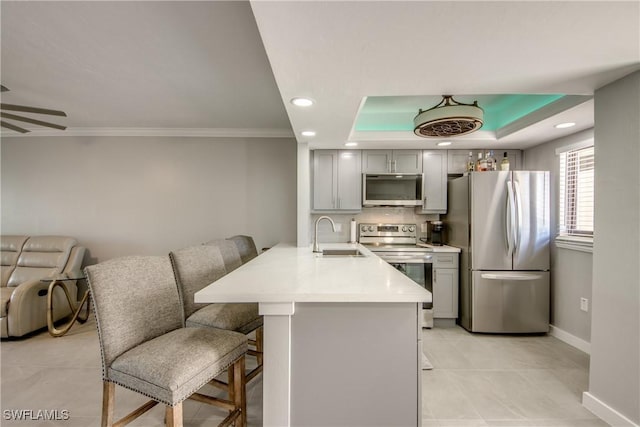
[195,243,431,427]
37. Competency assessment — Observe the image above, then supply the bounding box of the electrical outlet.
[580,297,589,312]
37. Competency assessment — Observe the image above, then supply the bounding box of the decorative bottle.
[500,152,510,171]
[487,150,496,171]
[477,152,487,171]
[467,151,475,172]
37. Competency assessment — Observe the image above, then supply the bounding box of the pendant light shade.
[414,95,483,138]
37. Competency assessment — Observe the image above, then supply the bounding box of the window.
[557,140,594,252]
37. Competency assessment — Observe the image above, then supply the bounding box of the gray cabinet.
[448,150,522,174]
[433,253,459,319]
[362,150,422,173]
[418,150,448,214]
[312,150,362,212]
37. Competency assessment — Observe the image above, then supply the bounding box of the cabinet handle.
[393,160,397,172]
[337,198,341,209]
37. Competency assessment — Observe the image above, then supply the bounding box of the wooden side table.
[43,275,91,337]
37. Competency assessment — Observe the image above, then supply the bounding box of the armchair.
[1,236,86,338]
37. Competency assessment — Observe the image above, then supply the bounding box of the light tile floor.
[422,326,607,427]
[1,317,606,426]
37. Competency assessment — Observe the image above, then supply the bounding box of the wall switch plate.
[334,223,342,232]
[580,297,589,312]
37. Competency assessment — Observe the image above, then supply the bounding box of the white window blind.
[558,144,594,239]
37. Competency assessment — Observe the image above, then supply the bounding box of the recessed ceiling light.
[345,142,358,147]
[436,141,452,147]
[555,122,576,129]
[301,130,316,137]
[291,97,314,107]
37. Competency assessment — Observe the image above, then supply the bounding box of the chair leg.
[101,381,115,427]
[165,403,182,427]
[255,326,264,367]
[233,357,247,427]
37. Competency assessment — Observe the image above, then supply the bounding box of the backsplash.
[310,208,440,244]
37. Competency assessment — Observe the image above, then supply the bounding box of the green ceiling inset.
[354,94,565,132]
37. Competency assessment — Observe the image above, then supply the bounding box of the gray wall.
[524,129,594,344]
[1,135,297,263]
[589,71,640,424]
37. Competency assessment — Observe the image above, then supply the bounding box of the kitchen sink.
[321,249,365,257]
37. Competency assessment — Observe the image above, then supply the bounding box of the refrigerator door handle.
[506,180,516,256]
[481,273,543,281]
[513,180,523,251]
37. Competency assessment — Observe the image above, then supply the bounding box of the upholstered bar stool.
[171,243,263,383]
[227,235,259,264]
[85,255,248,427]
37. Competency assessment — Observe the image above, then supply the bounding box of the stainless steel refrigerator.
[445,171,550,333]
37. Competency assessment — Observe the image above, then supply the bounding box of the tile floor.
[422,326,607,427]
[1,317,606,426]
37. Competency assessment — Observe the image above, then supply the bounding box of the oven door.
[387,261,433,309]
[376,251,434,328]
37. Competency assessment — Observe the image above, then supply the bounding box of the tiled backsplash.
[310,208,440,244]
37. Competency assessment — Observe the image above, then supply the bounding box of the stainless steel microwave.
[362,173,424,206]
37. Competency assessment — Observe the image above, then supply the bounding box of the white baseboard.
[549,324,591,354]
[583,392,639,427]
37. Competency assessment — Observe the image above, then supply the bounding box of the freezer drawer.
[471,271,549,333]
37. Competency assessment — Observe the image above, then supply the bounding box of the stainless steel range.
[359,223,434,328]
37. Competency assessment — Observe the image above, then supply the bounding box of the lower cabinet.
[433,253,459,319]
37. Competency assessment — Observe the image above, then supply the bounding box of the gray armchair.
[1,236,85,338]
[227,235,259,264]
[85,255,248,427]
[171,241,263,382]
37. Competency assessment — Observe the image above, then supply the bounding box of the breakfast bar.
[195,243,432,427]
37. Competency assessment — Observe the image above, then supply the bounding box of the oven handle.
[379,255,433,263]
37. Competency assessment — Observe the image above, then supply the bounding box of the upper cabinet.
[362,150,423,173]
[312,150,362,212]
[448,150,522,174]
[418,150,448,214]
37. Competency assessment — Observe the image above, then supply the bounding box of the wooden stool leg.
[101,381,115,427]
[228,360,236,413]
[165,403,182,427]
[233,357,247,427]
[255,326,264,366]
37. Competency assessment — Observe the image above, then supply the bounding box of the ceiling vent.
[414,95,483,138]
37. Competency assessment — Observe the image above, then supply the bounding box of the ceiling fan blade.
[1,120,30,133]
[1,103,67,117]
[0,85,9,92]
[1,112,66,130]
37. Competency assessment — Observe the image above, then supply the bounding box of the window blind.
[559,145,594,238]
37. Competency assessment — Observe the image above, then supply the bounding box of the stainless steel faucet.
[313,216,337,253]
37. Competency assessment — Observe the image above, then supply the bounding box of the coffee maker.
[430,221,444,246]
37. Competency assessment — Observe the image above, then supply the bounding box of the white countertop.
[195,243,432,304]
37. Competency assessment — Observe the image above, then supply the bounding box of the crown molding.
[1,127,294,138]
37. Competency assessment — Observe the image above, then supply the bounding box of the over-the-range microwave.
[362,173,424,207]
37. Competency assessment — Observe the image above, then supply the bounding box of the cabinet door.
[448,150,474,175]
[433,268,458,318]
[336,150,362,210]
[419,150,448,213]
[312,150,338,210]
[393,150,423,173]
[362,150,392,173]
